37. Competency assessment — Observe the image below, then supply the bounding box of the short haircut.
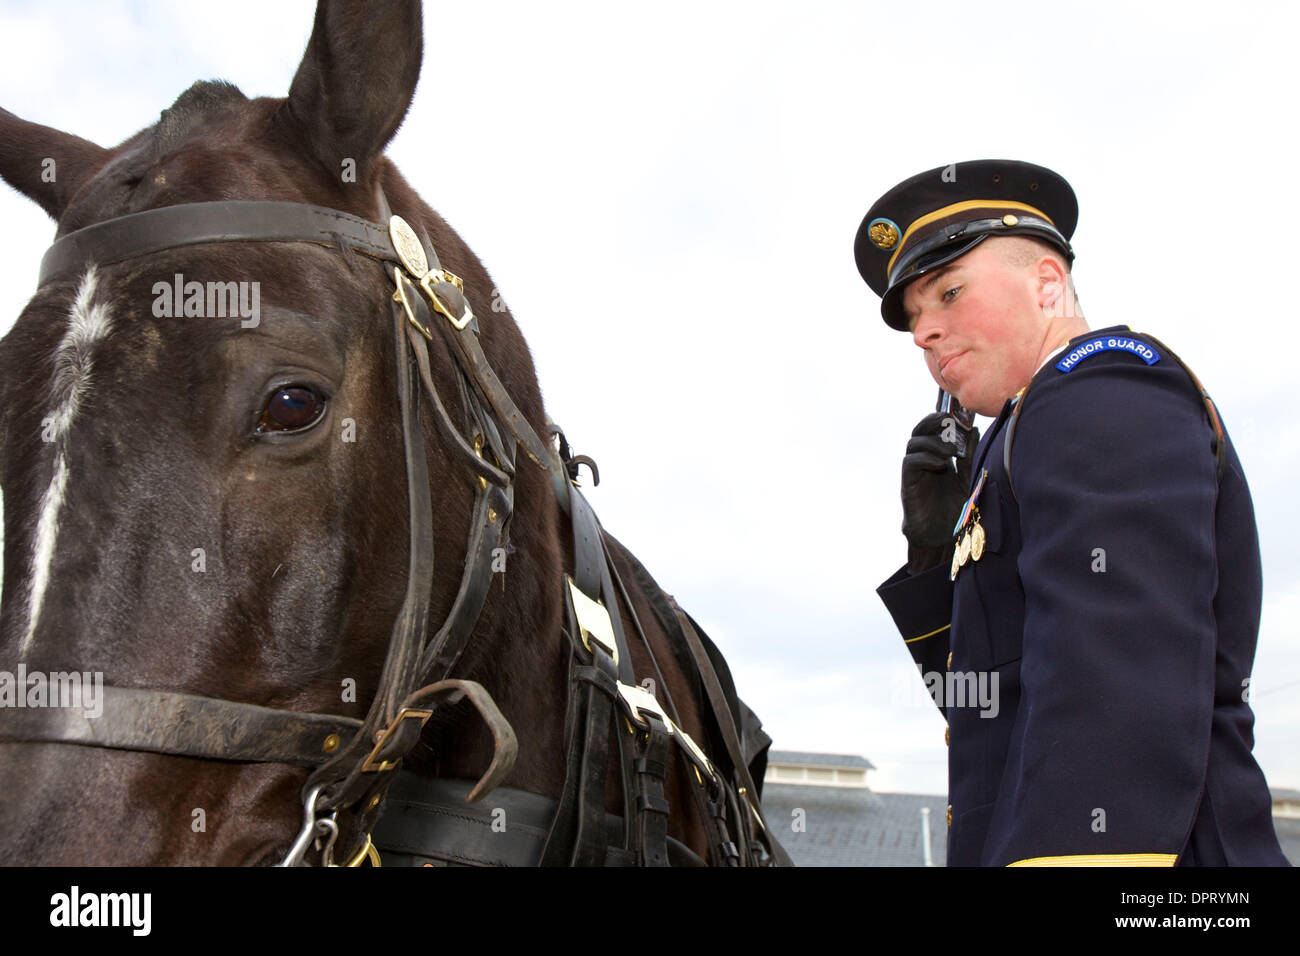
[992,235,1071,274]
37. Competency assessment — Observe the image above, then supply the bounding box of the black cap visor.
[881,235,988,331]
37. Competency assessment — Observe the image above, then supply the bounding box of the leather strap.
[633,716,672,866]
[538,643,618,866]
[568,480,604,599]
[403,304,512,487]
[0,685,361,766]
[39,201,402,285]
[306,284,520,830]
[537,649,595,866]
[304,293,438,815]
[539,437,773,867]
[569,652,617,866]
[673,607,789,864]
[566,480,636,686]
[602,534,786,864]
[431,307,553,471]
[417,482,513,681]
[373,776,705,867]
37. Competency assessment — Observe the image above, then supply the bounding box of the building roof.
[767,750,876,770]
[1273,817,1300,866]
[761,783,946,866]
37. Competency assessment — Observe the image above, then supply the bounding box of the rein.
[1,193,786,867]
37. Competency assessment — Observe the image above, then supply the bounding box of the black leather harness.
[2,192,788,867]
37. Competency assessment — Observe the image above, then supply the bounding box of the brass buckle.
[616,680,666,730]
[566,576,618,665]
[388,215,473,331]
[361,707,434,773]
[418,270,474,331]
[392,267,432,340]
[615,680,715,781]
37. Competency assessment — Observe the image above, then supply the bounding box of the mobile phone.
[936,388,975,457]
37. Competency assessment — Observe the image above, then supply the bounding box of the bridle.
[0,190,789,867]
[2,190,539,865]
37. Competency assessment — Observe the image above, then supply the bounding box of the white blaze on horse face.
[20,268,113,657]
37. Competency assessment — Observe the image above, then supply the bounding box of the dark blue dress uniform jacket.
[878,325,1288,866]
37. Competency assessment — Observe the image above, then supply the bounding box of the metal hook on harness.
[547,423,600,486]
[278,784,338,867]
[315,816,341,867]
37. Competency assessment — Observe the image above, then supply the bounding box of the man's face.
[903,239,1048,417]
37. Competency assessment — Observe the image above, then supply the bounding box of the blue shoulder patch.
[1055,335,1161,373]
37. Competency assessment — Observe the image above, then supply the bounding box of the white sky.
[0,0,1296,798]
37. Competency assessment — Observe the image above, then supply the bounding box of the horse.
[0,0,788,866]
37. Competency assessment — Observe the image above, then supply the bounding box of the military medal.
[970,509,986,562]
[950,469,988,582]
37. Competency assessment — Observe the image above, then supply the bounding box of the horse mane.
[153,81,249,159]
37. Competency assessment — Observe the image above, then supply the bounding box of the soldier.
[857,159,1288,866]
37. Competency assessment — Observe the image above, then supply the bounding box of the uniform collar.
[1034,341,1071,377]
[974,325,1136,478]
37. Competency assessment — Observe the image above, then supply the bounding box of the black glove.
[901,411,979,574]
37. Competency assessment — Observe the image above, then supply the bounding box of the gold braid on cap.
[887,200,1056,274]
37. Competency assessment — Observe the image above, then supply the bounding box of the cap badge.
[867,218,900,250]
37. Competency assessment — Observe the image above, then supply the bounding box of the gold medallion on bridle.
[389,215,429,279]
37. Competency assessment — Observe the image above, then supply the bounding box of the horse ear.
[279,0,423,183]
[0,107,110,220]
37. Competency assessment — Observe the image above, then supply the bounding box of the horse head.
[0,0,568,865]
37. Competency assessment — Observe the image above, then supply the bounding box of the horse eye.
[258,386,326,433]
